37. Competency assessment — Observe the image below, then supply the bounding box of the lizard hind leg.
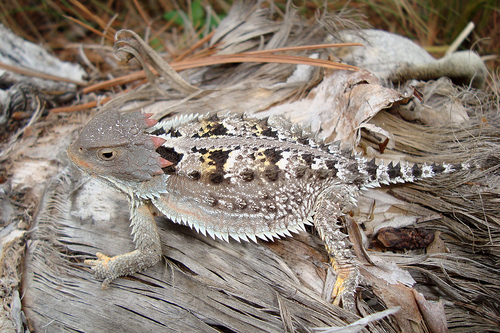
[313,197,361,312]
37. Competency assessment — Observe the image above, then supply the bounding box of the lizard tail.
[363,155,500,187]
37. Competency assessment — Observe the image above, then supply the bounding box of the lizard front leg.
[85,203,162,288]
[313,191,361,312]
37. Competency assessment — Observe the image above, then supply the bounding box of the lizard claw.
[84,252,116,288]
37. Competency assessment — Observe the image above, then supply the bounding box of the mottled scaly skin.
[67,110,470,311]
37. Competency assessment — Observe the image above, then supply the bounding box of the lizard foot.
[84,252,119,289]
[332,267,361,312]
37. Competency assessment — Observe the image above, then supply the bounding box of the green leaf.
[163,11,184,26]
[191,0,205,28]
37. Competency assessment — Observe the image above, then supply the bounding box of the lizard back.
[148,113,365,242]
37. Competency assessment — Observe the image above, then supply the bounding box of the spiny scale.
[145,112,470,242]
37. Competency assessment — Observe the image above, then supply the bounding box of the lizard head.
[68,110,172,184]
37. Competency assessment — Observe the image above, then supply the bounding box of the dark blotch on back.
[261,148,283,181]
[153,127,182,137]
[346,161,366,186]
[319,144,331,152]
[206,149,231,184]
[347,163,359,175]
[325,160,338,176]
[412,164,422,178]
[365,159,378,180]
[201,122,229,137]
[295,165,308,178]
[157,147,183,174]
[240,168,254,181]
[263,148,283,164]
[297,137,309,145]
[209,171,225,184]
[387,162,402,179]
[192,147,208,154]
[301,153,314,166]
[188,171,201,180]
[206,113,219,122]
[316,169,330,179]
[432,163,445,174]
[264,165,279,181]
[253,118,278,138]
[208,149,231,168]
[192,147,208,163]
[347,163,364,185]
[341,148,352,157]
[167,128,182,137]
[261,127,278,138]
[150,127,165,136]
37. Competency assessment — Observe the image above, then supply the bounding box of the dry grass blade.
[244,43,364,55]
[174,30,217,62]
[173,53,359,71]
[50,96,112,113]
[69,0,116,36]
[80,71,147,94]
[64,15,114,42]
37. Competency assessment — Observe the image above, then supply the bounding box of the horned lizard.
[67,110,471,311]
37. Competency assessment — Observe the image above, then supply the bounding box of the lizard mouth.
[67,142,88,169]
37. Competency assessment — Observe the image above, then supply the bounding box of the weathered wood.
[23,168,358,332]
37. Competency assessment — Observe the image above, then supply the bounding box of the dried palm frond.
[8,1,500,332]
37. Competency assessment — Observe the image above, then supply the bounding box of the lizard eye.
[98,148,116,161]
